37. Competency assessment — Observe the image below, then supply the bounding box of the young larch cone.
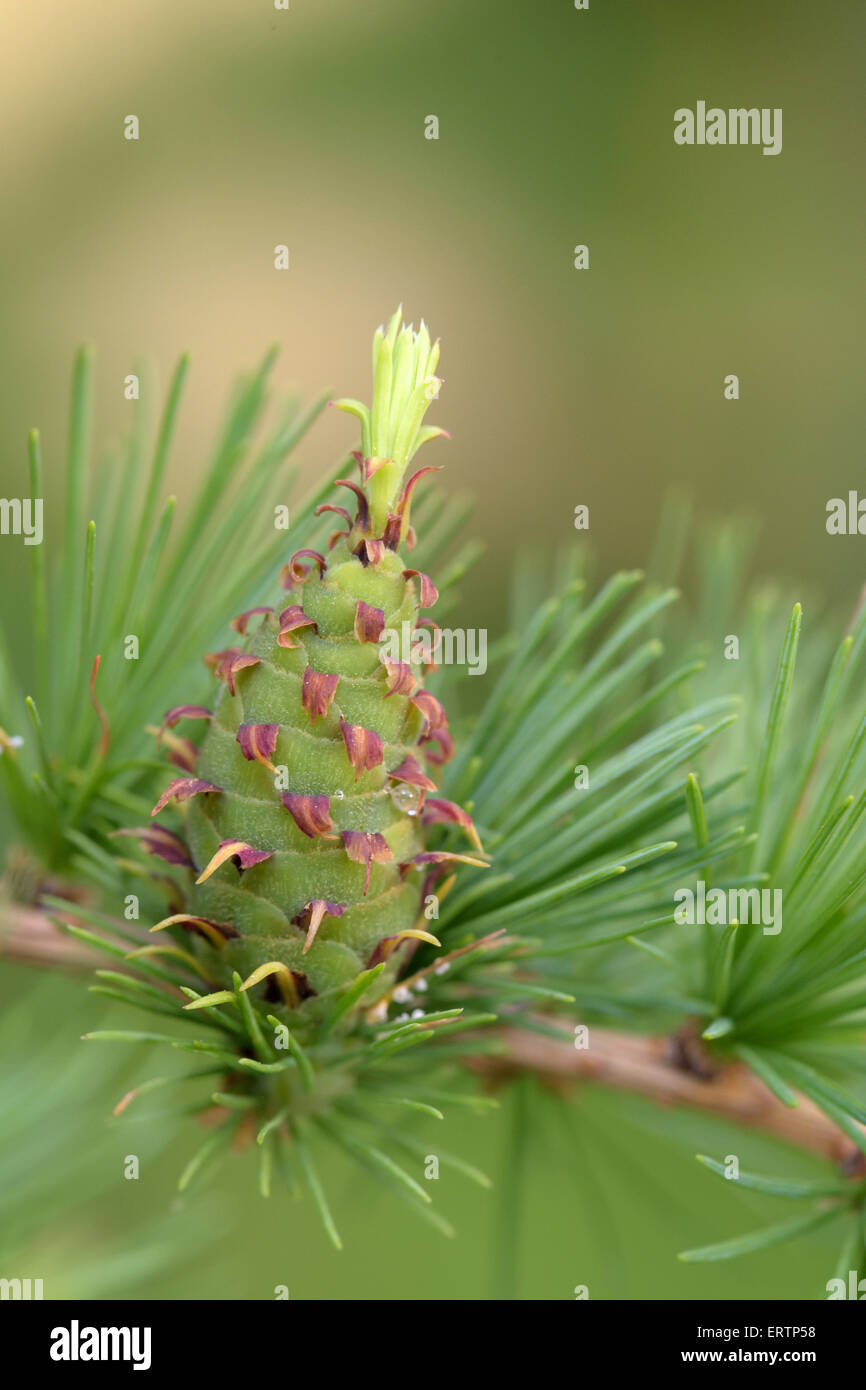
[147,311,485,1017]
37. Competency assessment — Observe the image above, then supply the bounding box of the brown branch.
[0,903,102,970]
[476,1024,866,1174]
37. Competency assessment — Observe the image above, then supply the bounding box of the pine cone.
[148,310,484,1022]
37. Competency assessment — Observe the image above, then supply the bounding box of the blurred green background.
[1,0,864,1299]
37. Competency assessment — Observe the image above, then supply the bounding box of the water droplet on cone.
[389,782,422,816]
